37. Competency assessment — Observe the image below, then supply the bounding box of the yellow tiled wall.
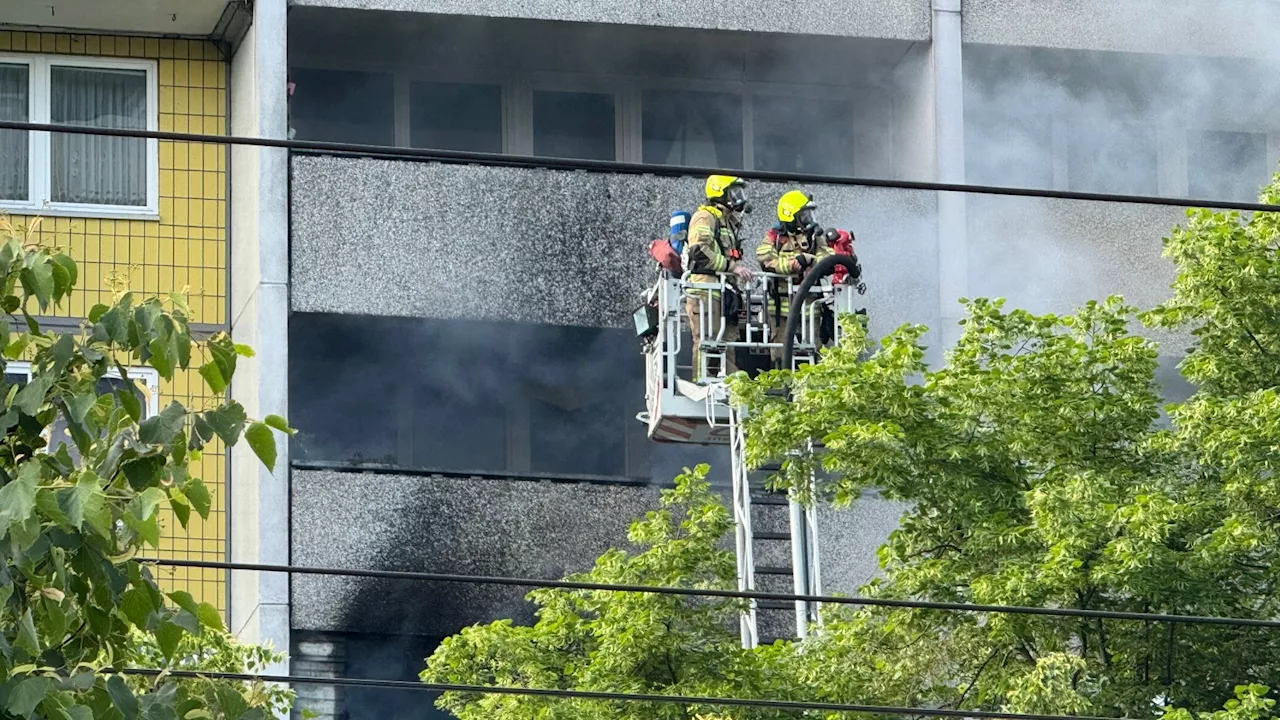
[0,31,229,611]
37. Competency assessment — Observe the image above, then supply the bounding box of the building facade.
[4,0,1280,718]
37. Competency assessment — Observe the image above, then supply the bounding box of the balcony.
[0,0,238,37]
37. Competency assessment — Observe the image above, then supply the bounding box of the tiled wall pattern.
[0,32,229,611]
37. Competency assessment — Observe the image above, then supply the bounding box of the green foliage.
[0,216,293,719]
[421,466,800,720]
[423,171,1280,720]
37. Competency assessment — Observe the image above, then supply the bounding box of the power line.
[1,119,1277,213]
[142,558,1280,629]
[115,668,1133,720]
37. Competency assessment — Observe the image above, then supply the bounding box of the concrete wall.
[229,0,291,676]
[290,469,906,637]
[287,0,933,41]
[962,0,1280,60]
[289,155,941,339]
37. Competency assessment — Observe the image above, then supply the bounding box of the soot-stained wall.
[290,469,907,637]
[289,154,941,336]
[287,0,933,41]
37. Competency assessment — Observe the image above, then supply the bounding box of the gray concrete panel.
[290,470,904,636]
[962,0,1280,60]
[286,0,932,41]
[289,155,940,343]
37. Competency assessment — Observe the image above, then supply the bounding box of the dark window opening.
[289,68,395,146]
[753,95,854,175]
[1068,123,1158,196]
[410,81,503,153]
[532,90,615,161]
[642,89,743,168]
[289,313,728,485]
[1189,130,1269,203]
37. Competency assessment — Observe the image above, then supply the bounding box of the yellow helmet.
[777,190,818,233]
[704,174,749,212]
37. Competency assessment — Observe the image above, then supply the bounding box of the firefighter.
[756,190,861,366]
[684,175,754,382]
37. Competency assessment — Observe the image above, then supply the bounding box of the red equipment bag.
[649,238,683,273]
[829,229,855,284]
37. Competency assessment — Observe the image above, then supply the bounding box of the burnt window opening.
[289,313,728,485]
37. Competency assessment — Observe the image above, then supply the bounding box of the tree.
[423,465,811,720]
[422,172,1280,720]
[0,215,293,719]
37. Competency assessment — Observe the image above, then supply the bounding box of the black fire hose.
[781,254,862,373]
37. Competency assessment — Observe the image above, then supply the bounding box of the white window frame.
[0,53,159,220]
[5,361,160,419]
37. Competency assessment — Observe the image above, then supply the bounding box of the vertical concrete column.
[933,0,967,350]
[229,0,290,694]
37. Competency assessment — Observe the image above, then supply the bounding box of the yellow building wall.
[0,31,229,611]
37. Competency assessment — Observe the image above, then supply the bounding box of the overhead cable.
[115,668,1134,720]
[0,119,1277,213]
[141,558,1280,629]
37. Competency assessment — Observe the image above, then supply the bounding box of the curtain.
[50,66,147,206]
[0,63,28,202]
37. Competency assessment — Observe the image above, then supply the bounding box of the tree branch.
[952,649,1000,709]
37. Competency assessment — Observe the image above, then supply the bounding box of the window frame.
[0,52,159,220]
[286,54,867,171]
[5,360,161,418]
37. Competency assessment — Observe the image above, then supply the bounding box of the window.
[0,54,157,216]
[290,68,395,146]
[5,361,158,463]
[0,62,29,202]
[532,90,615,161]
[1068,123,1158,196]
[642,89,742,168]
[289,313,730,484]
[1189,130,1269,203]
[410,81,503,153]
[753,95,855,175]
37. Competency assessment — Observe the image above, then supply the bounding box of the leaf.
[120,587,156,628]
[0,461,40,530]
[15,606,39,654]
[168,590,200,617]
[202,402,246,446]
[264,414,296,436]
[50,332,75,374]
[39,586,64,602]
[138,401,187,446]
[88,303,111,322]
[107,675,140,720]
[64,706,94,720]
[245,422,277,472]
[156,620,184,661]
[12,375,52,415]
[196,602,224,631]
[52,253,78,288]
[172,608,201,635]
[61,474,104,530]
[121,455,167,492]
[50,257,71,303]
[185,478,211,519]
[20,259,54,310]
[64,392,96,427]
[169,488,190,528]
[6,676,50,715]
[198,362,226,394]
[233,343,255,358]
[117,387,143,424]
[208,333,238,383]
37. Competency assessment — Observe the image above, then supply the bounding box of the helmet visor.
[795,207,817,231]
[725,184,748,210]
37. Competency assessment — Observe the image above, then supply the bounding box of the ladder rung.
[755,565,793,575]
[750,493,789,505]
[753,531,790,541]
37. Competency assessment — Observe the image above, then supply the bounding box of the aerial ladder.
[635,259,863,647]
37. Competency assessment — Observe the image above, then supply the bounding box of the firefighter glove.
[731,264,755,283]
